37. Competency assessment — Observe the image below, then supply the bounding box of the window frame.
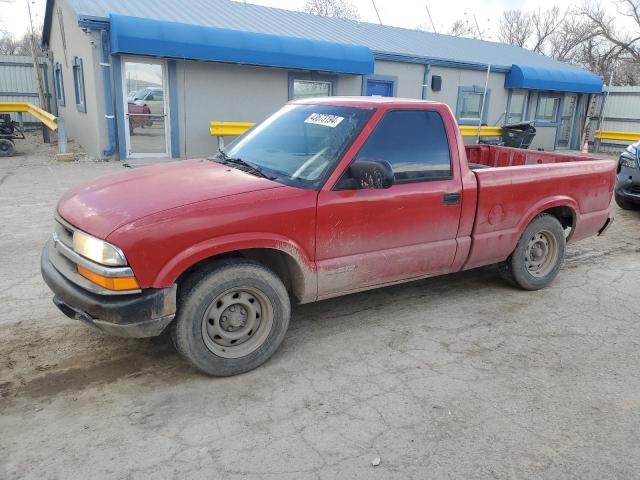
[506,89,529,124]
[288,72,337,101]
[338,108,453,189]
[54,62,65,107]
[72,56,87,113]
[535,93,562,125]
[455,86,491,125]
[361,74,398,97]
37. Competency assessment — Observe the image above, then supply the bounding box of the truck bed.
[462,145,616,270]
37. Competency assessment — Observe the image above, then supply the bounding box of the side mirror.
[349,159,394,189]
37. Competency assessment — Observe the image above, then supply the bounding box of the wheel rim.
[524,230,559,278]
[201,286,274,359]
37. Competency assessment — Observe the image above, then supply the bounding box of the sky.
[0,0,624,41]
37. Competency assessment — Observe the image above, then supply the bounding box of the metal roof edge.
[373,52,511,73]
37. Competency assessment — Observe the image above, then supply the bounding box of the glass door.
[122,59,169,158]
[556,94,578,149]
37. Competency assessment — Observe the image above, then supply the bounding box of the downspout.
[421,63,430,100]
[100,29,117,157]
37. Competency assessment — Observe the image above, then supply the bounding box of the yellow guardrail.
[595,130,640,142]
[210,121,255,137]
[210,121,503,138]
[0,102,57,131]
[459,126,503,137]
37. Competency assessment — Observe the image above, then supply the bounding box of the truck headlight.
[619,153,638,169]
[72,230,127,266]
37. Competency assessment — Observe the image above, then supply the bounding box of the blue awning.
[109,14,374,75]
[505,64,603,94]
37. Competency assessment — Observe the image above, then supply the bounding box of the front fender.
[152,232,317,301]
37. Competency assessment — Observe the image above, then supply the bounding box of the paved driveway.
[1,136,639,479]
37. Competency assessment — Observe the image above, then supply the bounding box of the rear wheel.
[498,214,566,290]
[171,259,290,376]
[0,138,15,157]
[615,192,638,210]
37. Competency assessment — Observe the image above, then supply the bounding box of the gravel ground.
[1,133,639,479]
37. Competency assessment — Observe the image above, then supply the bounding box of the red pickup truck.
[42,97,615,376]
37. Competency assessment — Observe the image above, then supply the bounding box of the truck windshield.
[220,104,373,189]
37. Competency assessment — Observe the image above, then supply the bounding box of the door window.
[354,110,451,183]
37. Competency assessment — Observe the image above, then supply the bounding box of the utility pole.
[371,0,382,25]
[472,14,483,40]
[425,3,437,33]
[27,0,50,141]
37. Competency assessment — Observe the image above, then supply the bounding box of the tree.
[304,0,360,20]
[498,10,532,47]
[0,31,41,56]
[581,0,640,63]
[448,19,478,38]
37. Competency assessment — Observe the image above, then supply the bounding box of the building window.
[535,94,561,124]
[288,73,336,100]
[54,62,65,107]
[72,56,86,113]
[506,90,528,124]
[456,86,491,125]
[354,110,451,183]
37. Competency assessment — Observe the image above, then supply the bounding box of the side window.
[54,62,65,107]
[354,110,452,183]
[456,86,491,125]
[72,56,86,113]
[535,95,560,123]
[507,90,528,123]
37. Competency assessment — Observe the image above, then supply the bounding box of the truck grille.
[630,185,640,195]
[54,215,75,249]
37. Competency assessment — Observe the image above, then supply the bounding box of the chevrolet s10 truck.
[42,98,616,376]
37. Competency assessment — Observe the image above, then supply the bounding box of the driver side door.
[315,108,463,298]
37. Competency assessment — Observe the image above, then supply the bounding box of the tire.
[171,259,291,376]
[498,213,566,291]
[0,138,15,157]
[615,192,638,210]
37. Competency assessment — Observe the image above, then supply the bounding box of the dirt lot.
[1,134,639,479]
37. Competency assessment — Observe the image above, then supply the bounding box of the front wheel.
[0,138,15,157]
[498,214,566,290]
[171,259,291,376]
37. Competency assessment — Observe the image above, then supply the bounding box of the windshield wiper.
[214,149,276,180]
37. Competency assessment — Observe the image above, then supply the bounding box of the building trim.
[373,52,511,73]
[112,55,127,160]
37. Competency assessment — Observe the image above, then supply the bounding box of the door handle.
[443,193,461,205]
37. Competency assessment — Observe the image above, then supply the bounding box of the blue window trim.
[54,62,65,106]
[534,92,562,126]
[455,86,491,125]
[72,56,87,113]
[361,74,398,96]
[288,72,337,101]
[112,55,127,160]
[167,60,180,159]
[505,89,528,124]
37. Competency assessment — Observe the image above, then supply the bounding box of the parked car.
[127,102,152,135]
[614,140,640,210]
[130,87,164,116]
[41,97,616,376]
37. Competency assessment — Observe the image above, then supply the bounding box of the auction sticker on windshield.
[304,113,344,128]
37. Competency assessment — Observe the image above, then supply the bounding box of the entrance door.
[556,94,578,149]
[315,108,462,298]
[122,59,169,158]
[366,79,394,97]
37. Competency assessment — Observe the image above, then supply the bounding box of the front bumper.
[41,241,177,338]
[615,165,640,204]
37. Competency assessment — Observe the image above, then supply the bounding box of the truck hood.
[57,159,283,238]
